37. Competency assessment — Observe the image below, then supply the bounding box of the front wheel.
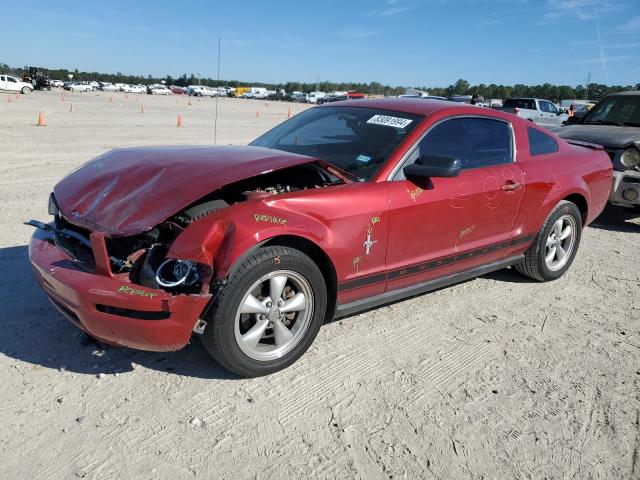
[21,86,32,94]
[200,246,327,377]
[515,200,582,281]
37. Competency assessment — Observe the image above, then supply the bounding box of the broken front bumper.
[28,228,211,351]
[609,169,640,208]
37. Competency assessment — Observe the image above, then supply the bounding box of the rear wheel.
[200,246,327,377]
[515,200,582,281]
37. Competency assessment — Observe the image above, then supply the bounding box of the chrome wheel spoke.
[553,219,563,236]
[546,235,556,247]
[280,292,306,313]
[240,294,269,315]
[556,244,567,261]
[242,319,269,350]
[560,225,572,241]
[269,276,288,303]
[545,247,556,264]
[273,320,294,347]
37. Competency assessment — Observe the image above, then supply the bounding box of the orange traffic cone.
[256,110,260,118]
[7,96,11,103]
[188,99,192,106]
[287,107,292,118]
[177,114,183,127]
[15,94,19,99]
[140,104,144,113]
[36,112,46,126]
[69,103,74,113]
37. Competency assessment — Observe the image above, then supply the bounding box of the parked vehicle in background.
[563,102,597,124]
[122,84,146,94]
[555,90,640,210]
[0,74,34,94]
[22,67,51,90]
[50,80,64,88]
[501,98,568,128]
[170,86,187,95]
[448,95,473,104]
[244,87,269,99]
[187,85,218,97]
[318,94,348,104]
[67,82,94,92]
[26,98,612,377]
[114,83,126,91]
[267,91,288,101]
[307,92,326,104]
[147,85,172,95]
[293,93,309,103]
[347,92,366,100]
[99,82,118,92]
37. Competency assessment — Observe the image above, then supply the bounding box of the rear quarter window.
[528,127,559,156]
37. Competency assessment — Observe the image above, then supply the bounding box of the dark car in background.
[555,90,640,210]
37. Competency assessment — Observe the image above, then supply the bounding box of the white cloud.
[619,15,640,31]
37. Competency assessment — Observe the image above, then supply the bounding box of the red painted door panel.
[386,163,525,292]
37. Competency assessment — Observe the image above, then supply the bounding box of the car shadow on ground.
[0,245,239,380]
[589,205,640,233]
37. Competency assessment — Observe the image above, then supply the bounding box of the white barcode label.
[366,115,413,128]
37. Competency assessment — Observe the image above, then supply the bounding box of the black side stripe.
[338,233,535,292]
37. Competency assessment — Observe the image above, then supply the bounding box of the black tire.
[515,200,582,281]
[21,86,32,95]
[200,246,327,377]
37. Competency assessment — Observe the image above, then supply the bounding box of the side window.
[538,101,550,113]
[528,127,559,156]
[7,76,16,83]
[416,117,512,170]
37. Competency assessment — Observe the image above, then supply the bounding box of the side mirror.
[403,155,461,179]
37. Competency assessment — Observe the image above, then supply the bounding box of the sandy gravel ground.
[0,90,639,480]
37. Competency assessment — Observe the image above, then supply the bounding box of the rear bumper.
[610,169,640,207]
[28,229,211,351]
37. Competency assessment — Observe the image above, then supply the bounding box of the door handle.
[502,181,523,191]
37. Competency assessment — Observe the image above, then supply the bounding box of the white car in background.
[123,84,146,94]
[148,85,172,95]
[0,74,34,94]
[68,82,94,92]
[50,79,64,88]
[99,82,118,92]
[187,85,219,97]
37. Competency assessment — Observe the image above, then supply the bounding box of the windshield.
[583,95,640,127]
[250,106,422,181]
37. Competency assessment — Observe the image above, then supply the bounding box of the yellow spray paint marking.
[459,225,475,239]
[407,186,424,202]
[353,256,362,273]
[254,214,287,225]
[118,285,157,298]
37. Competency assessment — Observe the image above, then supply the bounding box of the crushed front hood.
[54,146,314,236]
[555,125,640,150]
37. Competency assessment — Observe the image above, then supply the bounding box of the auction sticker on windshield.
[367,115,413,129]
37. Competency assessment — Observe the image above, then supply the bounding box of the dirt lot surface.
[1,90,639,479]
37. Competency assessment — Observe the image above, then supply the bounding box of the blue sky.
[2,0,639,87]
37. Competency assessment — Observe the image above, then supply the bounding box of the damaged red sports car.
[27,99,612,376]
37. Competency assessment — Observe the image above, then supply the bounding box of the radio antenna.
[214,36,221,145]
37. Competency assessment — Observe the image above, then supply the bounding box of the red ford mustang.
[27,98,612,376]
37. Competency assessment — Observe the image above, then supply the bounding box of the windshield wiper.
[584,120,623,126]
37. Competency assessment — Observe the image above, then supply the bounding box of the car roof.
[608,90,640,96]
[323,97,467,116]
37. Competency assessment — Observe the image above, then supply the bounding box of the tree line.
[0,63,633,101]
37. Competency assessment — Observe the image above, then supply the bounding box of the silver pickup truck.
[501,98,568,128]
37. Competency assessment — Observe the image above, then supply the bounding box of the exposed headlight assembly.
[621,147,640,169]
[155,259,200,288]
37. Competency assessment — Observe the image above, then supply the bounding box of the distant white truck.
[501,97,568,128]
[187,85,219,97]
[307,91,326,104]
[0,74,33,94]
[243,87,269,99]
